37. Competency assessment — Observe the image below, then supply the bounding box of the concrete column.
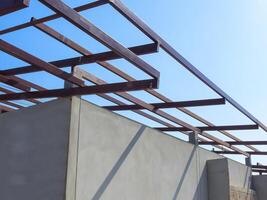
[64,66,83,89]
[189,131,198,145]
[245,156,252,167]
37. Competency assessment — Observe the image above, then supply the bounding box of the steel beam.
[0,87,39,104]
[155,124,259,132]
[0,74,30,91]
[38,0,160,84]
[0,0,30,16]
[0,79,156,100]
[0,104,15,112]
[199,141,267,145]
[1,101,23,109]
[103,98,225,110]
[213,151,267,155]
[252,169,267,174]
[8,76,46,91]
[252,165,267,170]
[32,17,92,55]
[108,0,267,132]
[0,39,84,86]
[0,0,108,34]
[0,43,158,76]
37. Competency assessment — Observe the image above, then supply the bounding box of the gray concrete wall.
[207,158,230,200]
[0,98,72,200]
[67,97,252,200]
[252,175,267,200]
[228,159,252,189]
[207,158,254,200]
[0,97,257,200]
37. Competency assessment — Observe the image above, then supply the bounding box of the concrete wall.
[228,159,252,189]
[67,97,253,200]
[0,98,72,200]
[207,158,230,200]
[207,158,254,200]
[0,97,259,200]
[252,175,267,200]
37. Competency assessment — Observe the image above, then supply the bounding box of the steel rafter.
[0,0,30,16]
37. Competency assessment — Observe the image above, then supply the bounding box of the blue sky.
[1,0,267,165]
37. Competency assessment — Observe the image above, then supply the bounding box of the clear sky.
[1,0,267,165]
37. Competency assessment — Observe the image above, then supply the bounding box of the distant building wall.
[252,175,267,200]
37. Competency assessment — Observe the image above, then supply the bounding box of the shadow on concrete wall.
[91,125,146,200]
[172,146,197,200]
[192,164,207,200]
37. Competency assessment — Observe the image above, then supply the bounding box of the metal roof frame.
[0,0,266,173]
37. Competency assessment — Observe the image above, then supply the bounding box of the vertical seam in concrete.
[196,148,201,199]
[65,97,81,200]
[74,98,82,200]
[226,159,230,200]
[64,98,72,200]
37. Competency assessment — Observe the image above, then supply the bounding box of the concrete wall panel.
[228,159,251,189]
[0,97,259,200]
[198,148,224,200]
[73,99,250,200]
[207,158,230,200]
[75,100,144,200]
[0,98,71,200]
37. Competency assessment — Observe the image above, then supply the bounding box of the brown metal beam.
[1,101,24,109]
[39,0,160,84]
[0,74,30,91]
[0,87,39,104]
[0,39,84,86]
[0,104,15,112]
[0,79,156,100]
[252,165,267,169]
[213,151,267,155]
[0,0,30,16]
[32,17,92,55]
[0,43,158,76]
[9,76,46,91]
[0,0,108,35]
[155,124,259,132]
[200,141,267,145]
[103,98,225,110]
[252,169,267,174]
